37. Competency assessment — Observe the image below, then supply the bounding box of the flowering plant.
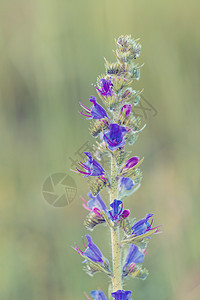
[72,35,161,299]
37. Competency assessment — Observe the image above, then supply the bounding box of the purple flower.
[108,200,130,222]
[121,157,139,171]
[90,290,107,300]
[119,177,134,191]
[76,152,105,177]
[123,245,145,269]
[103,124,127,151]
[111,290,132,300]
[82,192,107,217]
[80,96,108,119]
[120,104,132,119]
[73,234,104,264]
[131,213,161,236]
[95,78,113,97]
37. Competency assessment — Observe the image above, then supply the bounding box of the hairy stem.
[110,154,122,291]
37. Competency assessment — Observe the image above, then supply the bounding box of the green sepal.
[84,212,106,231]
[87,176,108,196]
[113,149,130,166]
[100,210,115,229]
[120,218,133,235]
[127,265,149,280]
[133,267,149,280]
[121,228,158,246]
[89,118,109,137]
[80,253,112,277]
[105,60,128,77]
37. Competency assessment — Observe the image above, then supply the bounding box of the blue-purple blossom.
[123,244,145,269]
[111,290,132,300]
[81,192,107,217]
[120,177,134,191]
[121,156,139,172]
[131,213,161,236]
[103,124,127,151]
[108,200,130,222]
[87,193,106,211]
[95,78,113,97]
[83,235,103,263]
[80,96,108,120]
[120,104,132,119]
[74,234,104,264]
[76,152,105,177]
[90,290,107,300]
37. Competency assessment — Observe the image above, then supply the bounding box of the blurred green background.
[0,0,200,299]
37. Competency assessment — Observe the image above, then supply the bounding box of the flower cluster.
[71,35,162,299]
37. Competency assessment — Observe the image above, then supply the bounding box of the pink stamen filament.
[82,204,92,211]
[80,111,91,118]
[73,243,84,255]
[81,196,87,204]
[76,168,90,175]
[80,102,91,112]
[78,162,90,171]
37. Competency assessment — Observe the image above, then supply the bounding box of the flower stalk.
[71,35,162,300]
[110,155,122,291]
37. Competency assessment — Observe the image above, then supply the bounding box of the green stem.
[110,154,122,292]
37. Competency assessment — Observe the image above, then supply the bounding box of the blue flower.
[90,290,107,300]
[81,192,108,218]
[119,177,134,191]
[103,124,127,151]
[74,234,104,264]
[80,96,108,120]
[83,192,107,212]
[108,200,130,222]
[95,78,113,97]
[111,290,132,300]
[123,244,145,269]
[131,213,154,236]
[83,235,103,263]
[76,152,105,177]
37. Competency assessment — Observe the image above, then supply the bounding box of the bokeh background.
[0,0,200,299]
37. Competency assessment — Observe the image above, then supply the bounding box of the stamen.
[79,102,91,112]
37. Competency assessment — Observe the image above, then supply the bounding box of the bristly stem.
[110,154,122,291]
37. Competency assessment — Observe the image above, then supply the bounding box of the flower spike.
[71,35,162,298]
